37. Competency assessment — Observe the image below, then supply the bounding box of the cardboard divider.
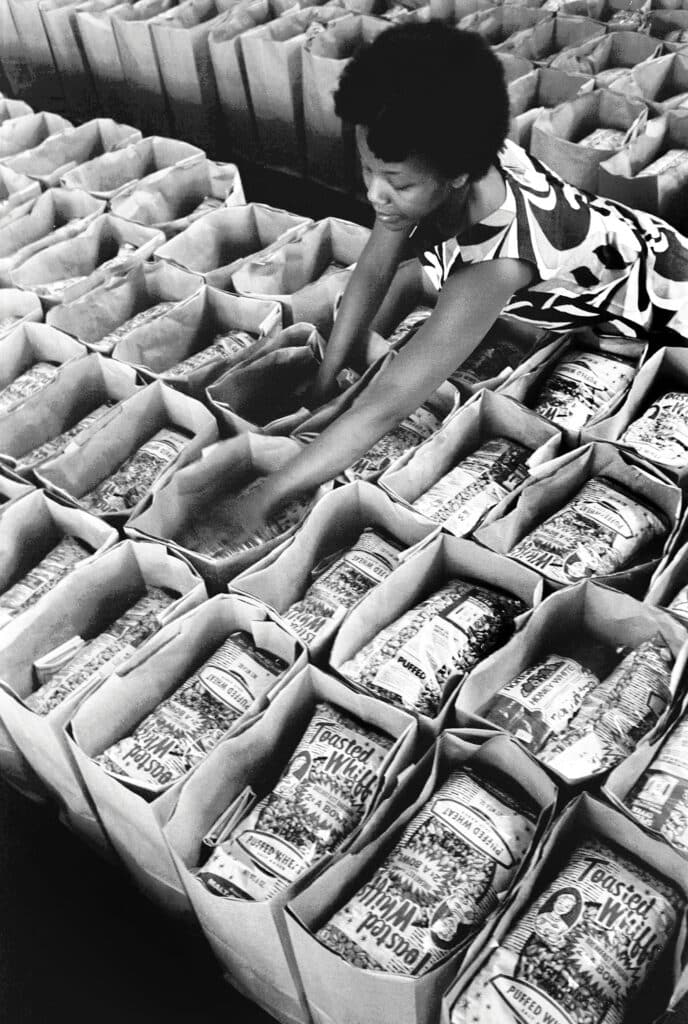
[60,134,203,200]
[66,592,305,913]
[159,663,419,1024]
[0,539,205,844]
[231,479,437,660]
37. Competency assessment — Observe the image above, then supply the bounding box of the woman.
[187,23,688,526]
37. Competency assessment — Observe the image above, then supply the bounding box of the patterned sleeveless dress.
[416,138,688,341]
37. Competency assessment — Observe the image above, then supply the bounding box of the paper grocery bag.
[0,466,35,510]
[549,27,662,82]
[0,97,33,122]
[530,89,649,193]
[0,323,85,415]
[0,165,41,226]
[647,6,688,45]
[508,66,593,149]
[155,202,311,285]
[494,14,606,66]
[0,187,105,286]
[74,0,133,123]
[0,0,36,100]
[598,110,688,230]
[0,539,204,841]
[0,352,139,475]
[608,51,688,115]
[109,156,244,238]
[35,380,218,525]
[160,663,417,1024]
[2,117,141,188]
[8,0,65,110]
[39,0,102,120]
[0,110,71,159]
[46,259,202,353]
[111,0,180,137]
[66,593,304,913]
[556,0,649,29]
[457,4,553,41]
[0,289,42,340]
[10,213,165,309]
[302,15,388,191]
[60,135,203,200]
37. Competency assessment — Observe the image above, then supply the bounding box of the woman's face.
[553,893,576,916]
[356,127,463,232]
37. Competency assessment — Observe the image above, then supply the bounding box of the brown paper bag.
[302,14,388,191]
[0,288,42,340]
[0,323,85,416]
[160,663,418,1024]
[111,0,181,137]
[548,26,662,82]
[507,66,593,149]
[287,731,557,1024]
[0,0,36,100]
[46,259,203,353]
[429,0,542,22]
[35,379,219,525]
[155,201,311,285]
[647,6,688,44]
[2,117,141,188]
[109,156,245,238]
[0,464,34,508]
[39,0,102,121]
[74,0,133,124]
[556,0,649,29]
[530,88,649,193]
[0,110,71,158]
[494,14,606,66]
[497,50,535,83]
[0,164,41,225]
[0,187,105,286]
[0,539,204,834]
[0,352,139,474]
[0,96,33,122]
[8,0,65,111]
[607,52,688,114]
[10,213,165,308]
[646,523,688,618]
[60,135,203,200]
[458,4,553,40]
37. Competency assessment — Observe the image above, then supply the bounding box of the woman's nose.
[366,174,390,208]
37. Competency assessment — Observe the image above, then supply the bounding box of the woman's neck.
[425,164,506,241]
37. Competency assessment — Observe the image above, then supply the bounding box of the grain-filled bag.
[110,285,281,397]
[0,110,71,159]
[302,15,388,191]
[507,66,593,149]
[0,97,33,125]
[155,202,311,287]
[0,164,41,226]
[10,214,165,308]
[379,390,562,537]
[0,321,85,425]
[331,533,543,728]
[0,187,105,287]
[608,52,688,115]
[240,4,349,175]
[0,540,204,838]
[231,216,370,330]
[475,442,680,595]
[549,29,663,85]
[74,0,136,124]
[0,288,42,341]
[126,433,331,590]
[160,663,418,1024]
[443,792,688,1024]
[0,352,138,475]
[286,731,557,1024]
[46,259,202,355]
[60,135,203,201]
[1,117,141,189]
[494,14,606,65]
[109,156,244,238]
[111,0,180,137]
[530,89,648,193]
[231,480,435,660]
[38,0,103,121]
[456,579,688,785]
[598,110,688,230]
[36,380,218,525]
[7,0,64,111]
[66,592,304,911]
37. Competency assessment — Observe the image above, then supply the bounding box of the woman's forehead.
[355,126,427,176]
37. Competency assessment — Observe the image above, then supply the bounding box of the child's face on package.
[356,127,466,232]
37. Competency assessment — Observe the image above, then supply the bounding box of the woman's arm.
[312,217,413,403]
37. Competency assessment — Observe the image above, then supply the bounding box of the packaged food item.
[95,631,288,792]
[412,437,531,533]
[620,392,688,468]
[348,403,444,480]
[532,349,636,431]
[607,8,646,28]
[21,403,115,470]
[540,634,674,778]
[27,586,175,715]
[636,148,688,178]
[509,476,667,586]
[450,330,542,390]
[577,127,627,150]
[627,716,688,854]
[317,768,539,976]
[196,701,393,900]
[339,580,525,716]
[0,361,58,415]
[165,330,256,378]
[92,301,177,353]
[285,528,404,646]
[386,307,433,349]
[450,837,681,1024]
[482,655,599,751]
[81,427,190,513]
[0,536,91,622]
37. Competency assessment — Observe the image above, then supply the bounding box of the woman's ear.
[450,173,469,190]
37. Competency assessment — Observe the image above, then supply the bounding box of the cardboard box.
[507,66,593,149]
[0,186,105,286]
[66,592,305,912]
[36,379,218,525]
[155,202,312,287]
[0,110,71,158]
[379,390,562,535]
[0,287,42,338]
[286,731,557,1024]
[60,134,203,200]
[231,479,437,660]
[10,213,165,309]
[160,663,419,1024]
[0,539,205,842]
[0,164,41,225]
[330,532,544,731]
